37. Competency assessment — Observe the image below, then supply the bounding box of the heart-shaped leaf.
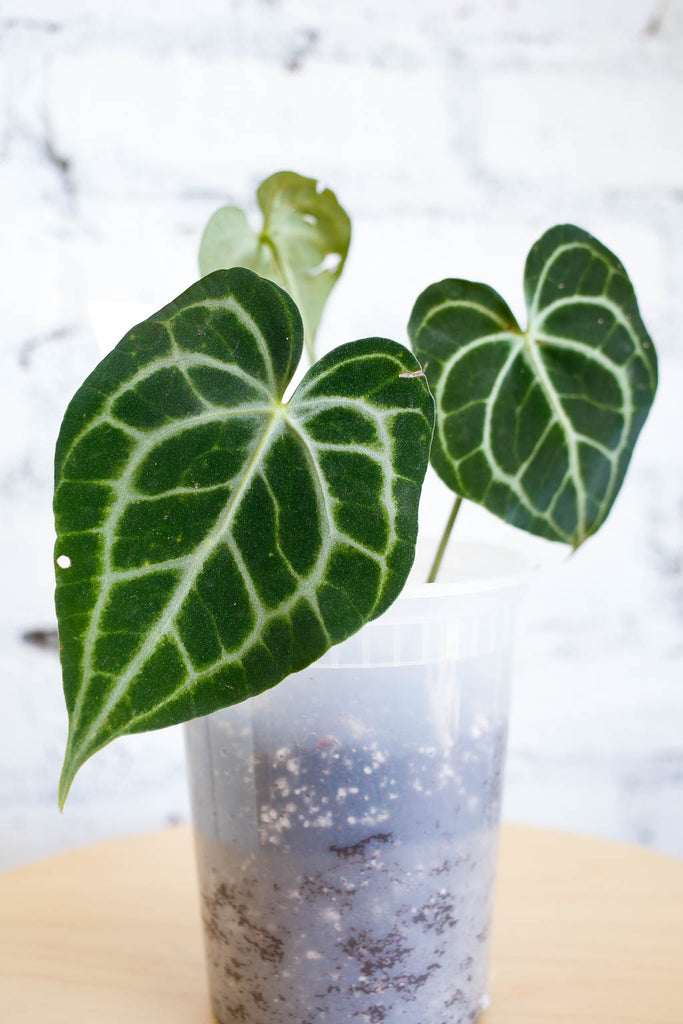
[408,225,657,547]
[54,269,433,806]
[199,171,351,363]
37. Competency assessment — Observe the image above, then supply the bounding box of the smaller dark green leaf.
[199,171,351,363]
[408,225,657,547]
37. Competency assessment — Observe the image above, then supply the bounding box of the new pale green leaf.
[199,171,351,363]
[409,225,657,547]
[54,269,433,806]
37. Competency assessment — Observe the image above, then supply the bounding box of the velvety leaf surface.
[408,225,657,547]
[199,171,351,362]
[54,269,433,805]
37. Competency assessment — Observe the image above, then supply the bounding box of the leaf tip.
[58,763,74,811]
[58,735,84,810]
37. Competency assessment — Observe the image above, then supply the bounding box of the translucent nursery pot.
[184,545,528,1024]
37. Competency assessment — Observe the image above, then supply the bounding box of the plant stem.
[427,496,463,583]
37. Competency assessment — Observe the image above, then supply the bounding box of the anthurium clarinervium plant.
[53,173,657,803]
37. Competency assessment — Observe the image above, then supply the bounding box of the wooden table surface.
[1,824,681,1023]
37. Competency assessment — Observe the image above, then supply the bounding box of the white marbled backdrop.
[1,0,682,869]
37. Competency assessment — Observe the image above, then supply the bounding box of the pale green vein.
[416,299,513,337]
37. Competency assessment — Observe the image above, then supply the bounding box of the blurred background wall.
[2,0,682,868]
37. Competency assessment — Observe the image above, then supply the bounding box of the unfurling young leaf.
[409,225,657,549]
[54,269,433,806]
[199,171,351,363]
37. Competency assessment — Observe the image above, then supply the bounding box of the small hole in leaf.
[315,179,326,194]
[302,214,317,225]
[57,554,72,569]
[309,252,342,276]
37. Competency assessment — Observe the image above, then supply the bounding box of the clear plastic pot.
[185,545,527,1024]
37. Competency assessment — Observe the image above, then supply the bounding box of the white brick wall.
[2,0,682,868]
[51,54,453,190]
[480,70,683,188]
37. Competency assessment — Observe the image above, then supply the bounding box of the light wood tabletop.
[1,824,681,1023]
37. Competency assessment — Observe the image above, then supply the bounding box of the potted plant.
[53,172,657,1024]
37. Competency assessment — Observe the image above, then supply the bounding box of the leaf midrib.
[430,315,629,542]
[69,402,283,762]
[127,408,404,734]
[72,396,404,748]
[520,326,585,536]
[70,387,397,758]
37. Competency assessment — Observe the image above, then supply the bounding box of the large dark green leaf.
[199,171,351,363]
[408,225,657,547]
[54,269,433,806]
